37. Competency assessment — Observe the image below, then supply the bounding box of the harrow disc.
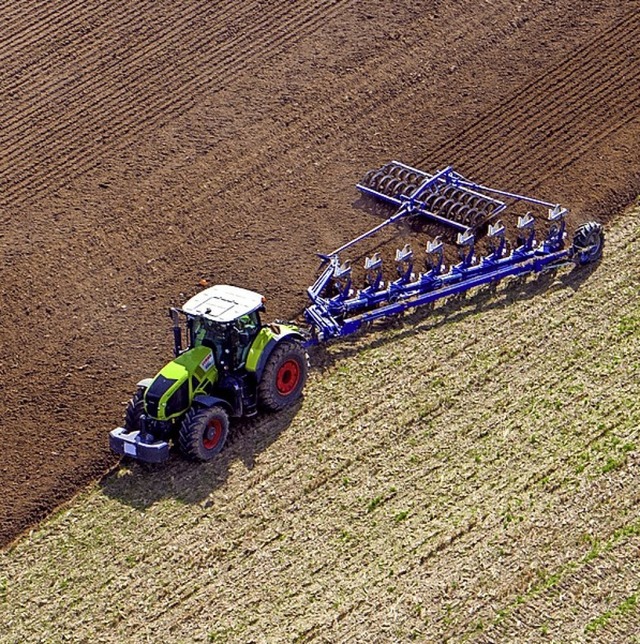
[361,169,381,187]
[404,183,418,197]
[385,178,401,195]
[470,210,487,227]
[442,186,458,200]
[454,204,471,222]
[378,174,397,192]
[462,194,479,207]
[393,180,408,197]
[463,207,479,225]
[422,192,439,210]
[405,172,420,184]
[430,195,447,212]
[440,198,457,217]
[447,202,465,221]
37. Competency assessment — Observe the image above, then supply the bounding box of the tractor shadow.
[310,259,600,370]
[100,402,300,510]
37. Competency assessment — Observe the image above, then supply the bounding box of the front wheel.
[123,388,146,432]
[258,341,308,412]
[179,406,229,461]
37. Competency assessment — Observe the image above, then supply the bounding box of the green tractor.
[110,285,308,462]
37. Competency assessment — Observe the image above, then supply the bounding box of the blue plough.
[304,161,604,344]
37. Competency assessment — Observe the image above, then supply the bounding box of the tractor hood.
[144,345,218,420]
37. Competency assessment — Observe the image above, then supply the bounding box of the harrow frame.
[304,163,603,344]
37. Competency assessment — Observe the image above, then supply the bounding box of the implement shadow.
[100,402,300,510]
[310,259,601,370]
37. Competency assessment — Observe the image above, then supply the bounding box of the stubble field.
[2,203,639,641]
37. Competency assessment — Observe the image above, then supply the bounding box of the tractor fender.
[192,394,233,415]
[246,325,305,381]
[136,377,154,390]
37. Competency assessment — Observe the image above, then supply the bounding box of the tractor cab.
[177,284,265,371]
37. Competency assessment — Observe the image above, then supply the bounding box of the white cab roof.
[182,285,264,323]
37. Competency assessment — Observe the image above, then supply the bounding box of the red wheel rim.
[203,417,223,450]
[276,359,300,395]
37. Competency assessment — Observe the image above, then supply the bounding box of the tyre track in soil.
[0,0,352,207]
[171,1,639,241]
[0,0,330,189]
[0,0,589,210]
[188,2,550,193]
[419,8,640,166]
[0,0,89,58]
[1,0,310,133]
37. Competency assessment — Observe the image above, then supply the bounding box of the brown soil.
[1,0,639,547]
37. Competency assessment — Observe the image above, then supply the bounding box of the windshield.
[190,317,231,365]
[191,318,227,346]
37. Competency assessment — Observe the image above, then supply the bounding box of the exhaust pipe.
[170,307,182,356]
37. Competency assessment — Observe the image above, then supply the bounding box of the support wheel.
[258,341,308,412]
[572,222,604,265]
[124,388,146,432]
[179,406,229,461]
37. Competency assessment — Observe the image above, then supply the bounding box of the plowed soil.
[1,0,639,549]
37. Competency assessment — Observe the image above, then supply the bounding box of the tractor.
[109,284,308,462]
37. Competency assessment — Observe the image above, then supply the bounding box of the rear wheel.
[258,341,308,411]
[572,222,604,265]
[179,406,229,461]
[124,388,145,432]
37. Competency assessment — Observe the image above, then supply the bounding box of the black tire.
[258,340,308,412]
[124,388,145,432]
[178,406,229,461]
[572,222,604,265]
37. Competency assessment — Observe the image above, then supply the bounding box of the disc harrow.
[304,162,605,344]
[359,161,518,233]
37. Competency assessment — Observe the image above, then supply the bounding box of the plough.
[304,161,604,344]
[110,161,604,463]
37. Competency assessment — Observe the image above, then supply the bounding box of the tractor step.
[109,427,170,463]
